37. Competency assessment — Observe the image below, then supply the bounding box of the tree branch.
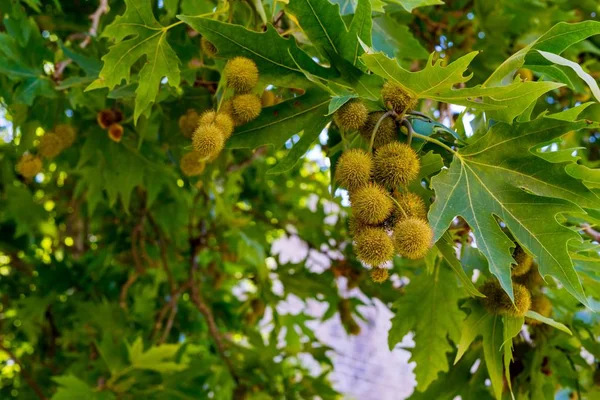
[81,0,109,48]
[0,342,47,400]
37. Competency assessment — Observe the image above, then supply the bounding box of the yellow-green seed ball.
[359,111,398,148]
[512,247,533,277]
[199,110,235,139]
[371,267,389,283]
[179,109,200,138]
[38,133,63,159]
[354,227,394,266]
[225,57,259,93]
[333,99,369,131]
[480,280,532,317]
[394,191,427,220]
[192,123,225,159]
[393,217,433,259]
[351,183,394,225]
[261,90,279,107]
[335,149,372,192]
[514,264,544,290]
[55,124,76,148]
[16,154,42,179]
[201,37,218,58]
[381,82,417,115]
[180,151,206,177]
[525,294,552,325]
[373,142,420,188]
[232,94,262,125]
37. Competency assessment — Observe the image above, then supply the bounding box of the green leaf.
[436,236,484,298]
[127,337,187,373]
[389,264,464,391]
[524,311,572,334]
[286,0,370,66]
[429,115,598,305]
[485,21,600,86]
[87,0,181,122]
[454,300,503,400]
[502,316,523,394]
[537,50,600,102]
[389,0,444,12]
[227,90,330,150]
[178,16,336,88]
[52,375,115,400]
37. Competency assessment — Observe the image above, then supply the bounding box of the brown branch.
[582,224,600,242]
[0,342,47,400]
[150,281,192,341]
[227,146,268,172]
[81,0,109,48]
[119,272,139,310]
[148,215,176,292]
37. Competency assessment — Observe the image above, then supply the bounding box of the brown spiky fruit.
[179,109,200,138]
[108,123,124,142]
[55,124,76,148]
[394,191,426,220]
[201,37,218,58]
[359,111,397,148]
[199,110,235,139]
[16,154,42,179]
[334,149,372,192]
[180,152,206,177]
[351,183,394,225]
[373,142,420,188]
[525,294,552,325]
[333,99,369,131]
[231,94,262,125]
[512,247,533,277]
[371,267,389,283]
[381,82,417,115]
[348,216,375,236]
[192,123,225,158]
[225,57,259,93]
[38,133,63,159]
[393,217,433,259]
[354,227,394,266]
[97,109,123,129]
[480,280,532,317]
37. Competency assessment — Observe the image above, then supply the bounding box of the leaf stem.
[387,194,408,219]
[369,110,396,153]
[411,132,458,155]
[400,118,414,146]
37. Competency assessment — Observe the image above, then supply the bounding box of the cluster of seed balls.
[479,246,552,324]
[97,108,124,142]
[16,124,77,179]
[177,55,264,177]
[333,83,432,284]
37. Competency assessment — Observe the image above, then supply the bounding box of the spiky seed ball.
[348,216,373,236]
[192,123,225,158]
[335,149,372,192]
[179,109,200,138]
[512,247,533,277]
[371,267,389,283]
[381,82,417,115]
[359,111,397,148]
[201,37,218,58]
[351,183,394,225]
[525,294,552,326]
[39,133,63,159]
[199,110,235,139]
[394,191,426,220]
[373,142,420,188]
[514,264,544,290]
[16,154,42,179]
[393,217,433,259]
[108,123,124,142]
[225,57,259,93]
[261,90,278,107]
[55,124,76,148]
[231,94,262,125]
[333,99,369,131]
[480,280,531,317]
[354,227,394,266]
[180,151,206,177]
[220,99,234,115]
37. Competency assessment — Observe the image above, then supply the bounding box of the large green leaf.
[86,0,181,122]
[429,114,599,305]
[286,0,371,66]
[537,50,600,102]
[178,16,336,88]
[127,337,187,373]
[388,264,464,391]
[227,90,330,150]
[390,0,444,12]
[485,21,600,86]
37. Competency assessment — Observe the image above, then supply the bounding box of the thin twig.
[0,342,48,400]
[400,118,415,145]
[119,272,139,310]
[581,224,600,242]
[227,146,268,172]
[81,0,109,48]
[148,215,176,292]
[369,110,397,152]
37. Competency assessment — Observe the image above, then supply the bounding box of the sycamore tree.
[1,0,600,399]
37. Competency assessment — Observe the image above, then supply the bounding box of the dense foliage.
[1,0,600,399]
